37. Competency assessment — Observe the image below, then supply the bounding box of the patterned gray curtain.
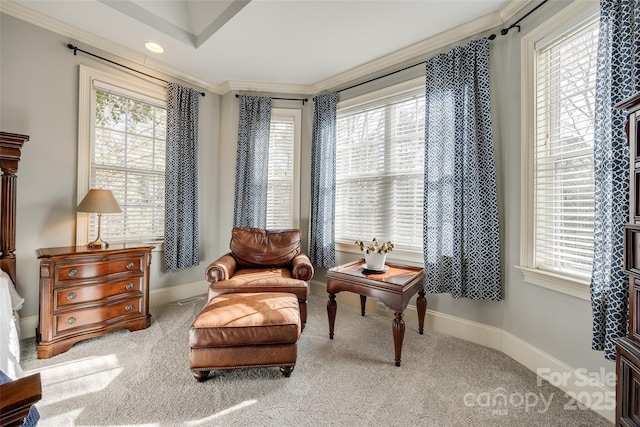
[310,93,337,268]
[422,38,501,300]
[591,0,639,360]
[233,95,272,228]
[164,82,200,271]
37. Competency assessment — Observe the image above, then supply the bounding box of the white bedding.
[0,269,25,379]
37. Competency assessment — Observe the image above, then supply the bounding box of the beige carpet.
[20,293,610,426]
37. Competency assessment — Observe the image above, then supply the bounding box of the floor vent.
[177,296,205,305]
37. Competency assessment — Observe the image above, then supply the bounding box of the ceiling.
[3,0,529,94]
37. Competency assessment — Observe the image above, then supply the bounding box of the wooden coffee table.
[326,259,426,366]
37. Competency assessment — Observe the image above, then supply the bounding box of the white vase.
[365,252,387,270]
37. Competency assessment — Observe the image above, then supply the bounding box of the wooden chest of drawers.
[36,245,153,359]
[617,92,640,425]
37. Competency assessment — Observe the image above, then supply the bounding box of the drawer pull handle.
[67,317,76,325]
[67,292,77,300]
[102,257,107,261]
[125,304,133,312]
[68,269,78,276]
[125,283,134,290]
[126,262,135,269]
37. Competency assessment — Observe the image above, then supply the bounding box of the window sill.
[515,266,590,301]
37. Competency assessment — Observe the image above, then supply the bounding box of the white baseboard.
[147,280,210,307]
[310,280,614,423]
[19,279,210,340]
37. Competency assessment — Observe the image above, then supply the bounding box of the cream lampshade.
[77,189,122,248]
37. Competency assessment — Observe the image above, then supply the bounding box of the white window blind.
[266,115,295,229]
[336,89,425,252]
[534,19,599,278]
[91,86,166,243]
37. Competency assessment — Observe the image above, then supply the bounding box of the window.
[520,3,599,299]
[534,20,599,277]
[335,79,425,259]
[266,109,301,229]
[77,65,167,245]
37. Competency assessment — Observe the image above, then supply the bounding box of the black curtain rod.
[336,0,549,95]
[67,44,205,97]
[488,0,549,40]
[235,94,308,104]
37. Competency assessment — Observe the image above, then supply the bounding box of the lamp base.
[86,213,109,249]
[87,238,108,249]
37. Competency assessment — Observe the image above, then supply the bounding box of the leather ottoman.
[189,292,300,382]
[207,271,309,328]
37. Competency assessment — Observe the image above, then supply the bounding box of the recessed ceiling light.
[144,42,164,54]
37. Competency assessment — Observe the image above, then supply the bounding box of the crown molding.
[219,80,314,96]
[0,0,222,94]
[499,0,533,23]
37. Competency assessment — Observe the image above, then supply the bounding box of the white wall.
[0,14,221,320]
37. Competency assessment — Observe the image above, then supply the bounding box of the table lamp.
[77,189,122,248]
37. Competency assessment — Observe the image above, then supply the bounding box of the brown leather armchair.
[205,227,314,327]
